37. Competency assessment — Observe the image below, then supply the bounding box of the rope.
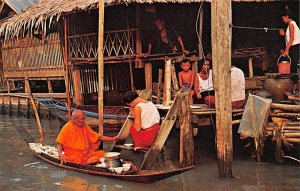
[231,24,283,32]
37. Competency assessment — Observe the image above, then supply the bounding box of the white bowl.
[122,163,131,171]
[113,167,123,174]
[124,143,133,147]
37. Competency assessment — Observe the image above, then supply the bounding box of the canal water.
[0,115,299,191]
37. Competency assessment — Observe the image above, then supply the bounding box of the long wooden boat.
[13,121,194,183]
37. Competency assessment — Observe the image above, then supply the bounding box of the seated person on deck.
[178,59,195,104]
[123,91,161,150]
[205,63,246,109]
[193,58,215,106]
[56,109,118,165]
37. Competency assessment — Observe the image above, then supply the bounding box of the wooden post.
[145,63,152,91]
[157,69,163,104]
[135,4,143,68]
[8,95,12,117]
[129,59,135,91]
[211,0,233,178]
[248,58,253,78]
[178,91,194,167]
[7,80,11,93]
[1,95,4,115]
[17,96,21,117]
[26,98,30,118]
[72,68,84,106]
[163,59,172,106]
[171,64,179,92]
[63,17,71,121]
[47,79,53,93]
[98,0,105,136]
[25,78,44,142]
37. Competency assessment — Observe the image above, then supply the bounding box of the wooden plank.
[4,70,65,79]
[111,89,152,151]
[211,0,233,178]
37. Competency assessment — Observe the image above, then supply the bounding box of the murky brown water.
[0,115,299,191]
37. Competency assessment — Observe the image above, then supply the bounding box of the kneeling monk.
[56,109,118,165]
[123,91,160,150]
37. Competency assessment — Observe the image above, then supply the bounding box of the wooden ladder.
[112,88,190,170]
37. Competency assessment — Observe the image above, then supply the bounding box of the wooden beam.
[211,0,233,178]
[4,70,65,78]
[98,0,105,136]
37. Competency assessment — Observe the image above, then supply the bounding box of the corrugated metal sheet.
[5,0,38,13]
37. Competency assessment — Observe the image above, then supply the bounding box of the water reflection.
[0,115,300,191]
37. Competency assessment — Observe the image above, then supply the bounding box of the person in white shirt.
[123,91,160,150]
[231,64,246,109]
[279,9,300,74]
[200,63,246,109]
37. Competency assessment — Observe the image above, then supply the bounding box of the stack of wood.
[264,102,300,161]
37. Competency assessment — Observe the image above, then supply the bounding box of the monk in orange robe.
[56,109,118,165]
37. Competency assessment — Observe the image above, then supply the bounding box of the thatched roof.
[0,0,286,40]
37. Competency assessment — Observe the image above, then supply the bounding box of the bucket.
[277,55,291,74]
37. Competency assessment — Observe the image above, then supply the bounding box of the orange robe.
[56,121,105,165]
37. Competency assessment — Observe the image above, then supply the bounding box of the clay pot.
[263,76,293,102]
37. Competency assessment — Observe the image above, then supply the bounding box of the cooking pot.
[104,152,122,168]
[277,55,291,74]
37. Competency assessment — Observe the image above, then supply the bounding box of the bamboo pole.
[270,113,300,118]
[270,103,300,112]
[157,69,163,104]
[211,0,233,178]
[283,133,300,137]
[63,17,71,121]
[285,138,300,143]
[25,78,44,143]
[198,4,203,59]
[98,0,105,136]
[248,58,253,78]
[163,59,172,106]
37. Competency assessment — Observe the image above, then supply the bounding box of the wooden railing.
[68,28,138,60]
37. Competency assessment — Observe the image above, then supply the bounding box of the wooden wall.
[1,32,64,79]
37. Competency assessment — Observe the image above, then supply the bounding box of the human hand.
[59,154,67,165]
[279,29,285,36]
[282,50,289,56]
[112,135,119,142]
[129,107,135,116]
[183,49,189,55]
[196,93,202,99]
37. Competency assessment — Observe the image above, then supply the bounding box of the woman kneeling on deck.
[123,91,160,150]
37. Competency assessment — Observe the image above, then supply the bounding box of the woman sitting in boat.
[123,91,161,150]
[56,109,118,165]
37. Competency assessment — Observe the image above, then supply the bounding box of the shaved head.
[71,109,85,127]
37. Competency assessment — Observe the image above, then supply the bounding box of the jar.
[263,76,293,102]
